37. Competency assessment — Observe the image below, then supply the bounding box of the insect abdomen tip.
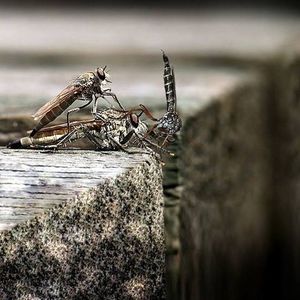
[7,139,22,149]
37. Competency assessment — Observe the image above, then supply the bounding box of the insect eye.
[130,114,139,128]
[96,68,106,81]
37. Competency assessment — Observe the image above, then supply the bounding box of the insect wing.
[32,84,84,120]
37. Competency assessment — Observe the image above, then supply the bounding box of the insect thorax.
[93,109,148,149]
[74,72,101,96]
[157,112,182,135]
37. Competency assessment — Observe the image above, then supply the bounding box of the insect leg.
[92,94,102,115]
[106,133,147,154]
[102,90,125,110]
[108,135,131,153]
[83,130,104,149]
[66,98,92,133]
[161,134,173,149]
[55,127,79,148]
[32,127,80,151]
[138,104,159,121]
[119,130,135,145]
[158,135,172,156]
[143,123,158,140]
[134,132,173,156]
[82,130,125,152]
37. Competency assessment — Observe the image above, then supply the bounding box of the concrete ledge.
[179,71,271,299]
[0,149,165,299]
[269,40,300,298]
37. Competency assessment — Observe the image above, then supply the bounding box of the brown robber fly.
[30,67,124,137]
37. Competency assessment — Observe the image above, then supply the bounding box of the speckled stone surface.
[180,74,271,299]
[0,156,165,299]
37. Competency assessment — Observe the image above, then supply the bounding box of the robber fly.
[143,51,182,148]
[8,52,181,155]
[30,67,124,137]
[7,107,168,156]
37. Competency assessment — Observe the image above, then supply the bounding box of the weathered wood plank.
[0,147,150,232]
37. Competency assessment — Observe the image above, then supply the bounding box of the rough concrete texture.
[180,73,271,300]
[161,138,182,300]
[0,156,165,300]
[269,41,300,299]
[162,68,260,300]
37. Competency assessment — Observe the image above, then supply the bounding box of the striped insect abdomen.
[30,96,77,137]
[162,52,176,112]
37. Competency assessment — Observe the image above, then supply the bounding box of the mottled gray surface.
[180,72,271,299]
[269,41,300,299]
[0,151,165,299]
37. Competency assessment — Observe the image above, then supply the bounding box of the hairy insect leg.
[119,130,135,145]
[119,105,159,122]
[81,129,128,153]
[66,98,93,133]
[161,135,171,148]
[102,90,125,110]
[55,128,79,148]
[82,129,104,149]
[143,123,158,140]
[138,104,159,121]
[107,134,149,154]
[137,132,174,156]
[158,135,173,156]
[92,95,98,115]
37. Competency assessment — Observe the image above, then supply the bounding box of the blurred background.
[1,2,300,136]
[0,0,300,10]
[1,1,300,300]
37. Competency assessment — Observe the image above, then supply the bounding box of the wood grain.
[0,147,149,231]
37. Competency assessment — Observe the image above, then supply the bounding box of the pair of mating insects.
[8,52,182,157]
